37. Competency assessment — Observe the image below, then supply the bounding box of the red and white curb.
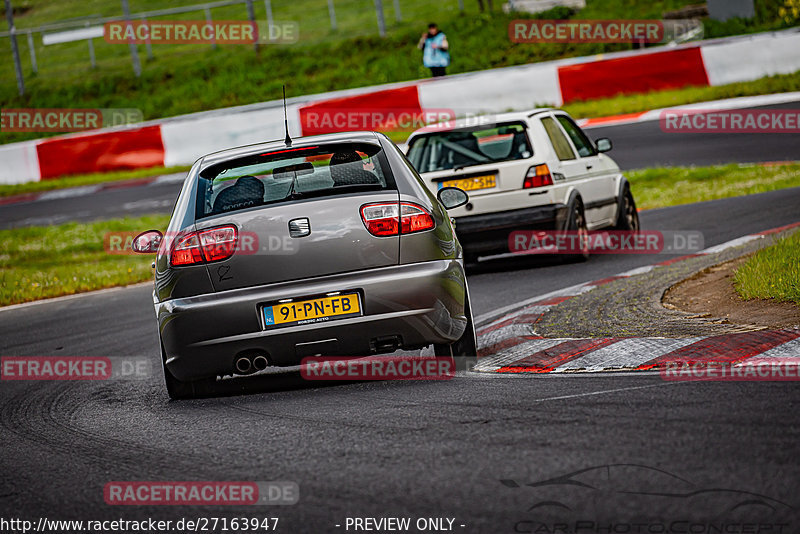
[576,91,800,129]
[474,223,800,374]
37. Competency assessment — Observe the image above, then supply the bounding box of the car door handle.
[586,164,593,170]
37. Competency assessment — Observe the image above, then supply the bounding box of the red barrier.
[557,47,709,103]
[298,85,422,136]
[36,126,164,179]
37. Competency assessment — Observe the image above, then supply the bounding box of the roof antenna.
[283,85,292,147]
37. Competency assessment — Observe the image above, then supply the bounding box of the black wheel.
[433,291,477,371]
[615,186,640,232]
[564,198,590,263]
[161,342,213,400]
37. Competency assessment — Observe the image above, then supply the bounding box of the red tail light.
[170,225,238,266]
[523,164,553,189]
[360,202,435,237]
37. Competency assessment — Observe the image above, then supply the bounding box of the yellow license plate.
[441,175,496,191]
[263,293,361,328]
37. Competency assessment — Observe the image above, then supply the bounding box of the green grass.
[2,161,799,306]
[0,215,168,306]
[627,163,800,210]
[0,165,190,197]
[735,231,800,304]
[3,0,797,146]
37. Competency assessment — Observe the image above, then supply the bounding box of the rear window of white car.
[407,122,533,173]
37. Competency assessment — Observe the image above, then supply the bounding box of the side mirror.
[437,187,469,210]
[131,230,163,254]
[596,138,612,153]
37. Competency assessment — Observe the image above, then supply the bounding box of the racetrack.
[2,189,800,530]
[2,98,800,531]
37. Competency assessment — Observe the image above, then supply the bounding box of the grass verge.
[735,231,800,304]
[0,166,190,198]
[627,162,800,210]
[2,162,799,306]
[0,215,168,306]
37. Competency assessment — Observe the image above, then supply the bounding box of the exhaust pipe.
[235,357,252,374]
[252,355,269,371]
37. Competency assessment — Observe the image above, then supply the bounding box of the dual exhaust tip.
[235,353,269,375]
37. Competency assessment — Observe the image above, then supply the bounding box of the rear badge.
[288,218,311,237]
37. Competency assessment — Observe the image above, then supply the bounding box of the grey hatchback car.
[132,131,476,399]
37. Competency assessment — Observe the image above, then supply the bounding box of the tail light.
[170,225,238,266]
[360,202,435,237]
[523,164,553,189]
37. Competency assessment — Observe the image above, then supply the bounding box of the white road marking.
[529,382,682,402]
[150,172,186,185]
[736,336,800,362]
[699,235,762,255]
[479,305,551,331]
[478,323,540,350]
[36,186,101,201]
[553,337,704,372]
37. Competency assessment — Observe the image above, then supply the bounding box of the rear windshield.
[406,122,533,173]
[196,142,393,219]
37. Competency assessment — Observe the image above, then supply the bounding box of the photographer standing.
[417,23,450,77]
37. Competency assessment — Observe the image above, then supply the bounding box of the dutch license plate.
[263,292,361,328]
[439,175,496,191]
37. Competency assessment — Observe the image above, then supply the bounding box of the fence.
[1,0,471,94]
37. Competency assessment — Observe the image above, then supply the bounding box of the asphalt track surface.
[1,104,800,531]
[1,99,798,229]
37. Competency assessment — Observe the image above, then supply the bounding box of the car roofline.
[197,131,383,171]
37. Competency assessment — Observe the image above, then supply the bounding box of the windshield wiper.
[286,172,302,199]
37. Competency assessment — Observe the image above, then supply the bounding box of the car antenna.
[283,85,292,147]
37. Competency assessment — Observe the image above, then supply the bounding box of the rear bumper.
[454,204,569,255]
[157,259,467,381]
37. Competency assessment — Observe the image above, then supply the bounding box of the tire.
[564,198,590,263]
[161,342,213,400]
[433,291,477,371]
[615,186,640,232]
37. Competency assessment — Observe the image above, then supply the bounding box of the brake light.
[400,203,435,233]
[199,226,238,262]
[523,164,553,189]
[170,225,238,266]
[360,202,435,237]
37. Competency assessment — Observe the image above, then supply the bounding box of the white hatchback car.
[405,109,639,262]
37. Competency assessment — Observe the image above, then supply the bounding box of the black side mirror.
[596,138,612,153]
[437,187,469,210]
[131,230,163,253]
